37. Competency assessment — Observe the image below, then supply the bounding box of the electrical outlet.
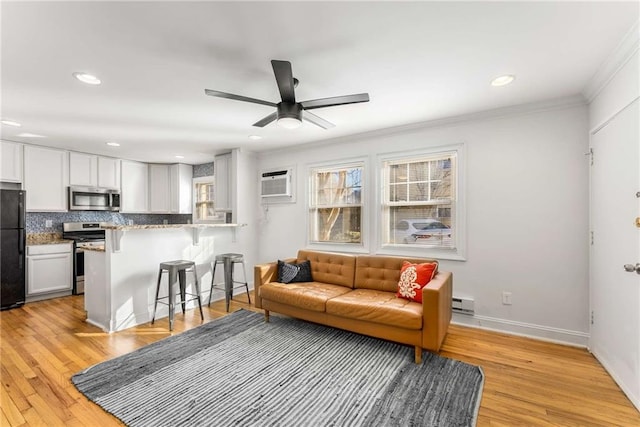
[502,291,512,305]
[45,220,53,228]
[127,219,134,225]
[163,219,168,225]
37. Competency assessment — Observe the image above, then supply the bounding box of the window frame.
[306,158,369,253]
[376,144,466,261]
[192,175,225,224]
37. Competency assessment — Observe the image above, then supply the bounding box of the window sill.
[376,244,467,261]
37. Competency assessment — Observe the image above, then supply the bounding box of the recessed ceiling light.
[248,135,262,140]
[175,155,184,159]
[16,133,45,138]
[491,74,515,87]
[73,72,101,85]
[106,142,120,147]
[1,119,21,127]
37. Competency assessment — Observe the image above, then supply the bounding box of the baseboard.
[590,346,640,412]
[452,313,589,347]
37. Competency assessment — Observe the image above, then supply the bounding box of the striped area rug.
[72,310,484,426]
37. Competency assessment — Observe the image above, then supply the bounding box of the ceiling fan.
[204,60,369,130]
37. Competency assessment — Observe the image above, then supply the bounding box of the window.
[382,151,457,251]
[309,163,363,244]
[192,176,225,223]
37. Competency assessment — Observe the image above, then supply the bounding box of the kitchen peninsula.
[84,223,246,332]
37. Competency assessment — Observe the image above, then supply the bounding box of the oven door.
[74,247,85,295]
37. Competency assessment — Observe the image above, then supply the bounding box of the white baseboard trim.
[452,313,589,347]
[590,346,640,412]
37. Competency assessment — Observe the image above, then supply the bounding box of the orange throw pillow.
[396,261,438,303]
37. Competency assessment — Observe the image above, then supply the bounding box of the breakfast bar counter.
[84,223,247,333]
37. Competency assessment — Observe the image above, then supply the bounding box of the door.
[1,229,25,308]
[590,98,640,409]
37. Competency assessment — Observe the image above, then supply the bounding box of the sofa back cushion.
[355,255,439,292]
[297,250,356,288]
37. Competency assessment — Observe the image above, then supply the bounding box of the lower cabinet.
[26,243,73,298]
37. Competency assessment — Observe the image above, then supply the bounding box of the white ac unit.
[261,169,291,197]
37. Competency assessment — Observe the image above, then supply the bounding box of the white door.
[590,98,640,410]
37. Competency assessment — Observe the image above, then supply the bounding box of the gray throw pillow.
[277,260,313,284]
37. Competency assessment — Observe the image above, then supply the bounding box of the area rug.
[72,310,484,426]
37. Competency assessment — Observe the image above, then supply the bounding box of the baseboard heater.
[452,297,474,315]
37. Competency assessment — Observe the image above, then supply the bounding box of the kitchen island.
[84,223,247,332]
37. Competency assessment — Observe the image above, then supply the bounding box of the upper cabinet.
[214,153,232,212]
[69,152,98,186]
[69,152,120,189]
[0,141,23,183]
[121,160,149,213]
[149,164,171,213]
[98,157,121,189]
[149,163,193,214]
[24,146,69,212]
[170,163,192,214]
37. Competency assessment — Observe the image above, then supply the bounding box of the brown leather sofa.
[254,250,452,363]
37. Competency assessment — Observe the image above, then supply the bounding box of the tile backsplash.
[27,212,192,233]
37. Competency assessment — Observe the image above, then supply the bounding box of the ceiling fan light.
[277,117,302,129]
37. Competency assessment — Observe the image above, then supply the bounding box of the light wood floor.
[1,293,638,426]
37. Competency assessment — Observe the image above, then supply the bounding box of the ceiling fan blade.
[303,111,335,129]
[252,112,278,127]
[271,60,296,103]
[300,93,370,110]
[205,89,276,107]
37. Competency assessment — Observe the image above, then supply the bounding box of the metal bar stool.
[208,253,251,312]
[152,260,204,331]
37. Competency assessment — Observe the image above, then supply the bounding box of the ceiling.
[1,1,638,164]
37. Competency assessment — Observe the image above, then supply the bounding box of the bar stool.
[208,253,251,312]
[152,260,204,331]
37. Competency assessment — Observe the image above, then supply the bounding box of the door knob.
[623,263,640,274]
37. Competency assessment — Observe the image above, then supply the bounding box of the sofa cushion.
[260,282,352,312]
[354,255,439,292]
[396,261,438,303]
[297,250,356,288]
[326,289,423,330]
[278,260,313,284]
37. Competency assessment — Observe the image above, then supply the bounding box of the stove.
[63,222,108,294]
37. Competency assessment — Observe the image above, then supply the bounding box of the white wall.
[256,101,590,345]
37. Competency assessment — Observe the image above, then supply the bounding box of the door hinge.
[591,311,594,325]
[585,148,593,166]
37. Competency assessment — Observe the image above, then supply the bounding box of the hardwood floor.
[1,294,638,426]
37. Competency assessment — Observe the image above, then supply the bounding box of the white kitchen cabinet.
[170,163,193,214]
[70,153,120,190]
[214,153,231,212]
[69,152,98,186]
[98,156,120,189]
[0,140,23,183]
[26,243,73,296]
[121,160,149,213]
[24,145,69,211]
[149,164,171,213]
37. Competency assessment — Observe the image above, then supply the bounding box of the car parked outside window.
[392,219,451,244]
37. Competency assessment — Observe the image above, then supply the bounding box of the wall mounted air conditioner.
[261,169,291,198]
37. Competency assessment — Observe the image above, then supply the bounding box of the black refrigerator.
[1,189,26,310]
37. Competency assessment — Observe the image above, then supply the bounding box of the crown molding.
[583,20,640,103]
[261,94,587,157]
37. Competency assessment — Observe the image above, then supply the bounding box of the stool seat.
[152,260,204,331]
[160,260,196,270]
[209,253,251,312]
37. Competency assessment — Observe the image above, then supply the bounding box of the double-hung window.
[382,149,460,256]
[309,162,364,245]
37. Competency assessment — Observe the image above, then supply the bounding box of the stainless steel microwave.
[68,186,121,211]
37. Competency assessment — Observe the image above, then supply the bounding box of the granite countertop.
[102,223,245,231]
[26,233,73,246]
